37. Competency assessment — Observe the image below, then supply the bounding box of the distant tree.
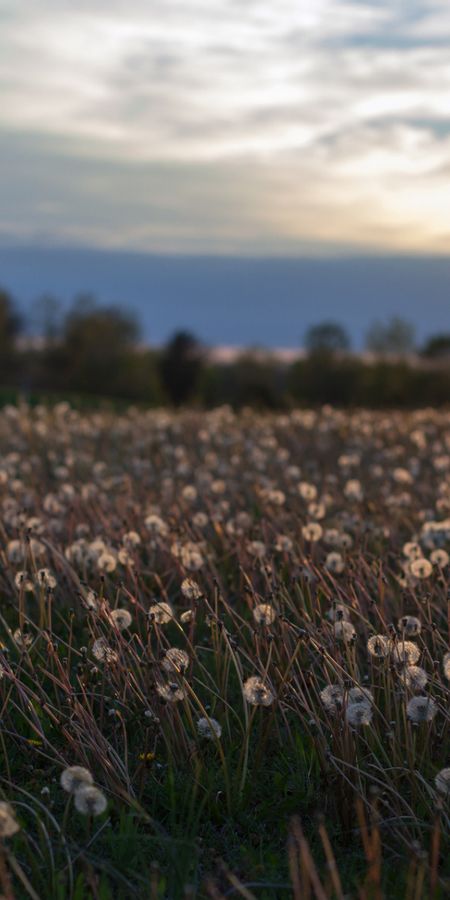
[365,317,415,355]
[421,334,450,360]
[0,287,21,346]
[304,321,351,355]
[0,287,21,380]
[60,295,140,394]
[159,330,204,405]
[34,295,63,343]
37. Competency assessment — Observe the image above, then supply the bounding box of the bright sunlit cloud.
[1,0,449,254]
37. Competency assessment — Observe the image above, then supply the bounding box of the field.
[0,402,449,899]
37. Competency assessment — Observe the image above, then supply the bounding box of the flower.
[156,682,186,703]
[0,802,20,837]
[162,648,189,674]
[399,666,428,692]
[346,702,373,727]
[435,768,450,795]
[325,552,345,574]
[181,578,202,600]
[443,651,450,680]
[109,608,132,631]
[367,635,390,658]
[407,695,437,723]
[392,641,420,667]
[398,616,421,637]
[302,523,323,542]
[148,601,173,624]
[197,717,222,740]
[333,621,356,643]
[60,766,93,794]
[36,568,57,589]
[74,786,107,816]
[243,676,275,707]
[409,558,433,579]
[320,684,344,715]
[253,604,276,626]
[92,637,118,663]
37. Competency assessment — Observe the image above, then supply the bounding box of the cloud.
[0,1,449,253]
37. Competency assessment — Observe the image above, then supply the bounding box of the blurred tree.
[421,334,450,360]
[60,295,140,394]
[304,321,351,355]
[159,330,204,405]
[0,287,22,381]
[365,317,415,355]
[34,295,63,343]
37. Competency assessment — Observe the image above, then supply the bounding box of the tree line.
[2,288,450,408]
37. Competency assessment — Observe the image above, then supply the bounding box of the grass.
[0,402,448,898]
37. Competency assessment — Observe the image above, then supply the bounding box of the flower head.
[243,676,275,707]
[74,786,107,816]
[60,766,93,794]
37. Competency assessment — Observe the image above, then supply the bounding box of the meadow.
[0,402,449,899]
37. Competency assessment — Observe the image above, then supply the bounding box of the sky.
[0,1,450,344]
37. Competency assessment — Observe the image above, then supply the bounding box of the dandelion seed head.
[197,717,222,740]
[253,604,276,626]
[60,765,93,794]
[74,786,107,816]
[243,676,275,707]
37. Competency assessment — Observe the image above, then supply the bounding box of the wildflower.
[97,552,117,573]
[320,684,344,715]
[298,482,317,501]
[325,552,345,574]
[367,635,390,659]
[81,589,99,612]
[302,523,323,542]
[247,540,267,559]
[435,768,450,795]
[346,702,373,727]
[0,802,20,837]
[344,479,363,501]
[274,534,293,552]
[400,666,428,692]
[402,542,422,560]
[407,695,437,723]
[36,568,57,589]
[156,682,186,703]
[409,558,433,579]
[183,543,205,570]
[197,717,222,740]
[74,786,107,816]
[14,571,33,591]
[162,648,189,674]
[92,637,118,664]
[180,609,194,624]
[60,766,93,794]
[348,687,373,705]
[13,629,32,649]
[333,621,356,643]
[430,548,449,568]
[327,604,350,622]
[109,608,132,631]
[443,651,450,680]
[144,514,168,537]
[392,641,420,667]
[253,604,276,626]
[148,601,173,624]
[181,578,202,601]
[398,616,421,637]
[243,676,275,707]
[192,511,208,528]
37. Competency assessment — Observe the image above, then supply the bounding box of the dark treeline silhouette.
[2,288,450,408]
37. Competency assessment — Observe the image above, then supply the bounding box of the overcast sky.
[1,0,450,256]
